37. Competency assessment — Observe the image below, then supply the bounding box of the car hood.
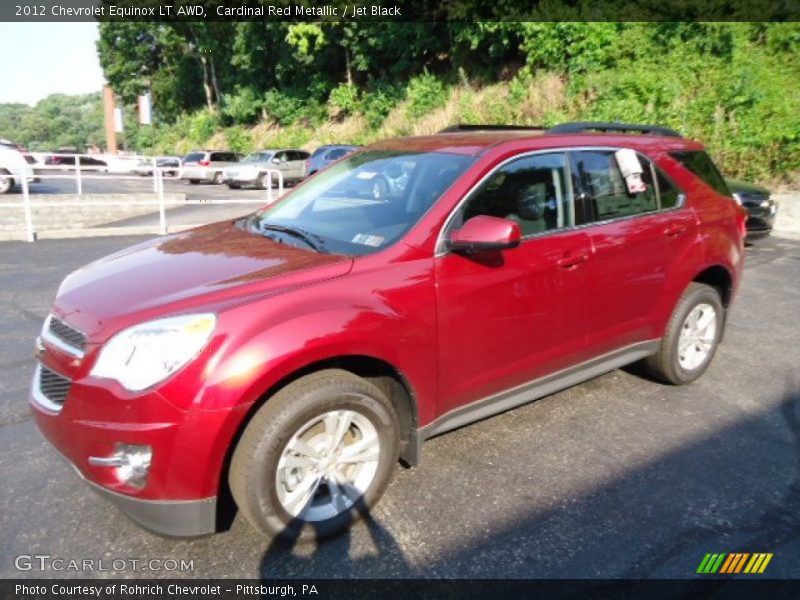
[54,220,353,340]
[725,178,770,197]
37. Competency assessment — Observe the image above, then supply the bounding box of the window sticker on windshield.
[352,234,385,247]
[356,171,377,180]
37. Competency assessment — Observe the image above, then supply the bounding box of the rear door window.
[327,149,348,160]
[572,150,658,221]
[668,151,730,196]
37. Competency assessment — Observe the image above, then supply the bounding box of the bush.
[405,71,447,119]
[184,110,219,146]
[329,84,360,116]
[360,85,402,128]
[223,87,263,124]
[262,89,326,127]
[224,126,252,153]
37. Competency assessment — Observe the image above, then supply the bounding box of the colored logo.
[696,553,773,574]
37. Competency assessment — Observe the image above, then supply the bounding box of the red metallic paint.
[30,132,744,510]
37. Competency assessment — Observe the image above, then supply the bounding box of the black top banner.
[2,0,799,22]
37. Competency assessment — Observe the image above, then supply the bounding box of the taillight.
[198,160,210,167]
[737,207,747,240]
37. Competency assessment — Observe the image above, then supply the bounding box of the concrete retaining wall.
[774,193,800,240]
[0,193,186,241]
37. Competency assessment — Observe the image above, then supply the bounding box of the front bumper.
[50,441,217,537]
[224,177,259,186]
[745,202,777,237]
[28,355,244,537]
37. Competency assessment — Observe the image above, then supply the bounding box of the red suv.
[30,122,746,541]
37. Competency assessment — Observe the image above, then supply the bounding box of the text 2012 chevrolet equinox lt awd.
[30,122,746,541]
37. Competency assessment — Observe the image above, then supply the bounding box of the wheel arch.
[692,264,733,307]
[213,353,419,531]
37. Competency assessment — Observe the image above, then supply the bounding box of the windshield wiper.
[259,223,327,253]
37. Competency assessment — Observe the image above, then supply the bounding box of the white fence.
[2,154,285,242]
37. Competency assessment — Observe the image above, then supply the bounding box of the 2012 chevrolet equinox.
[30,122,746,541]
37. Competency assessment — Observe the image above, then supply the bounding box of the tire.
[229,369,400,542]
[644,283,724,385]
[0,174,13,194]
[212,172,223,184]
[189,179,200,185]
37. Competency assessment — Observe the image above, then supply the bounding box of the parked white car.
[0,144,37,194]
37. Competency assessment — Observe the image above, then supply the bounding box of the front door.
[435,152,592,415]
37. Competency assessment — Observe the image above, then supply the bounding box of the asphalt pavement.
[1,235,799,579]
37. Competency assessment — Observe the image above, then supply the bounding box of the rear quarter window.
[669,151,731,197]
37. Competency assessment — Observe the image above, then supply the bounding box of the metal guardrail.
[1,154,285,242]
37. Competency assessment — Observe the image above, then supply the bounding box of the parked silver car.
[181,150,241,184]
[222,149,310,189]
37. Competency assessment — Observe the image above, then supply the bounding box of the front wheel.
[229,369,400,542]
[644,282,724,384]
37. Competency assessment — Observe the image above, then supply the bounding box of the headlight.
[91,313,216,392]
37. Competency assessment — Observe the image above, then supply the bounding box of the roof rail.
[547,122,681,138]
[438,124,547,133]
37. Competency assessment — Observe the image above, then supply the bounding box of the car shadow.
[257,380,800,580]
[259,492,418,579]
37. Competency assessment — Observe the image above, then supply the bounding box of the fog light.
[89,444,152,489]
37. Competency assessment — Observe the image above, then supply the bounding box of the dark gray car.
[726,178,777,238]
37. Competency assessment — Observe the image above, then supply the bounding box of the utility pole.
[103,84,117,154]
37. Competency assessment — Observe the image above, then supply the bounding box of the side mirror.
[446,215,521,253]
[272,157,280,164]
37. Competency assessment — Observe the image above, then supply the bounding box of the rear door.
[571,149,696,356]
[289,151,310,180]
[273,150,293,182]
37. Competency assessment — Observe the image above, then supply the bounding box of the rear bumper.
[181,168,213,181]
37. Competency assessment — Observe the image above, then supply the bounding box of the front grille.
[39,364,71,406]
[48,316,86,354]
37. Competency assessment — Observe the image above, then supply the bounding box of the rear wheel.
[229,369,400,542]
[644,283,724,384]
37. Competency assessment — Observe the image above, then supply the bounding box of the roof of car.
[367,130,704,157]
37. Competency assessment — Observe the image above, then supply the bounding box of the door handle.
[557,253,589,269]
[664,224,688,237]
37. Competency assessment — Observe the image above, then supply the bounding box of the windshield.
[242,151,273,163]
[238,150,474,256]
